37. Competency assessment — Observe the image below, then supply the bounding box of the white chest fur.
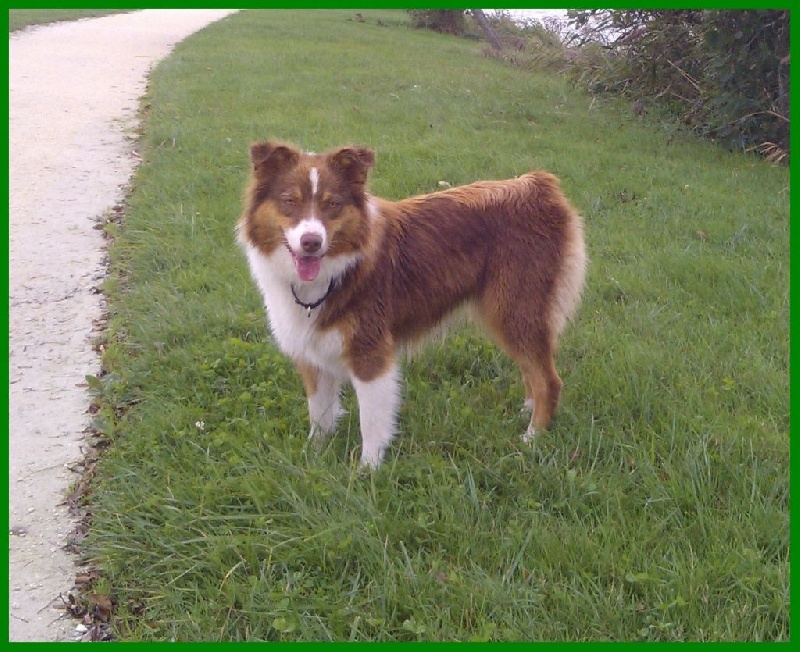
[242,244,348,376]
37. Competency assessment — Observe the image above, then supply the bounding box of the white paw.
[358,446,385,471]
[308,423,327,443]
[521,423,537,445]
[308,407,345,442]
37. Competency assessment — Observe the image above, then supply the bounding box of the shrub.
[565,9,789,161]
[407,10,466,36]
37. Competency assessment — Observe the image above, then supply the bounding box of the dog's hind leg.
[521,375,535,414]
[478,304,562,444]
[475,257,562,438]
[518,353,562,444]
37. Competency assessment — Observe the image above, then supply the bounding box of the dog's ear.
[249,141,300,174]
[328,146,375,185]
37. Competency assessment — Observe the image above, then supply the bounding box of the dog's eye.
[280,197,297,209]
[324,198,342,212]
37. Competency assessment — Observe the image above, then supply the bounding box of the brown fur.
[238,141,586,434]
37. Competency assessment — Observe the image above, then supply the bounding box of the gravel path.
[8,9,239,641]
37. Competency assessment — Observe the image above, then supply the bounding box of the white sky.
[491,9,570,23]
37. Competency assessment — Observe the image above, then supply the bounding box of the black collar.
[291,279,335,316]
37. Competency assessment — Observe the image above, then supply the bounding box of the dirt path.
[8,9,239,641]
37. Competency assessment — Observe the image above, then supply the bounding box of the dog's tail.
[525,173,586,338]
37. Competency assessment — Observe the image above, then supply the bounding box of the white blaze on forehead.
[285,217,327,254]
[310,167,319,197]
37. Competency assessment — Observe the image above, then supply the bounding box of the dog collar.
[291,279,335,317]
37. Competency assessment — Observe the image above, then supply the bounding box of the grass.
[7,9,132,33]
[83,10,789,641]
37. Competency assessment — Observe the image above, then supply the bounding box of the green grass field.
[83,10,788,641]
[7,9,131,33]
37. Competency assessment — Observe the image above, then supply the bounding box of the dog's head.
[240,141,376,282]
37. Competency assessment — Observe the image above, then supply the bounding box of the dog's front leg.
[296,361,345,442]
[351,360,401,469]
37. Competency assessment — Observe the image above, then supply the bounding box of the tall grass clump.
[82,10,788,642]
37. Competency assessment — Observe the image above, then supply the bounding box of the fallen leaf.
[88,593,113,622]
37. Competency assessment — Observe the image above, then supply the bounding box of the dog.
[237,141,586,468]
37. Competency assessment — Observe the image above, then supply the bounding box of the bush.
[566,10,789,162]
[407,10,466,36]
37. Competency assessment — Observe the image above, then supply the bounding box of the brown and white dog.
[237,141,586,468]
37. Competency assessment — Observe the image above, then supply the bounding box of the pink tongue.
[294,255,322,282]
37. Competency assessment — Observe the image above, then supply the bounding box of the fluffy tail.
[550,200,587,338]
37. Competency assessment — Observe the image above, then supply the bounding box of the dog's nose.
[300,233,322,254]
